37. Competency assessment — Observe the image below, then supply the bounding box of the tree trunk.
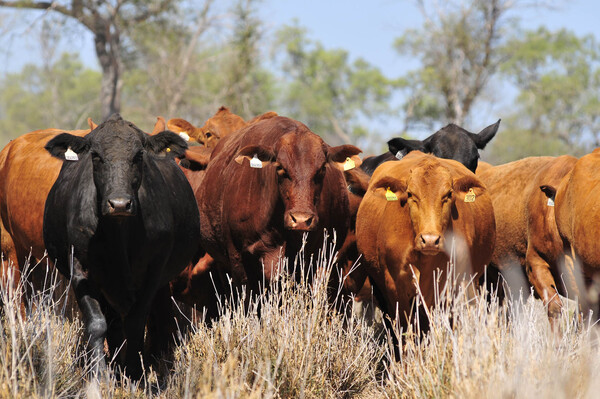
[94,17,123,120]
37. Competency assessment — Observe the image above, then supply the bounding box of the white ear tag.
[395,151,404,160]
[64,147,79,161]
[547,196,555,207]
[250,154,262,168]
[179,132,190,141]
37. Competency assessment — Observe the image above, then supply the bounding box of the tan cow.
[478,156,577,318]
[355,152,495,335]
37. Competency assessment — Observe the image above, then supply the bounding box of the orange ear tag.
[385,187,398,201]
[343,157,356,171]
[250,154,262,168]
[464,188,476,203]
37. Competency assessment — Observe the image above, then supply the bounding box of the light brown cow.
[553,149,600,316]
[478,156,577,318]
[355,152,495,335]
[168,106,278,148]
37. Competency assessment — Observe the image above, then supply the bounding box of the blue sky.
[0,0,599,144]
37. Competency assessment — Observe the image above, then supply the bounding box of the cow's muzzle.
[284,211,318,231]
[416,233,444,255]
[107,196,134,216]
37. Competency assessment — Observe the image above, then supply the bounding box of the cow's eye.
[91,152,103,163]
[277,165,288,178]
[205,132,212,138]
[442,190,453,202]
[407,192,413,198]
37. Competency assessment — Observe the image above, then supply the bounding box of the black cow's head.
[45,114,188,217]
[234,132,361,231]
[387,119,500,173]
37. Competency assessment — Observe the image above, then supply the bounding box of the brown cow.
[198,116,361,297]
[478,156,577,318]
[168,106,278,148]
[355,152,495,336]
[552,149,600,317]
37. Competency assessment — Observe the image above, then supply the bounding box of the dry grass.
[1,240,599,398]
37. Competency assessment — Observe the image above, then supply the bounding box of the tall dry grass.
[1,239,599,398]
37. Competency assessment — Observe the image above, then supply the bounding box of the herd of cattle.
[1,107,599,378]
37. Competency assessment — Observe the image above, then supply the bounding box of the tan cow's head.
[372,157,485,255]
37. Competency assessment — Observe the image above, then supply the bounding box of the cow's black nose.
[108,198,132,214]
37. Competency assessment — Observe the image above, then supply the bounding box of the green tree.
[488,28,600,163]
[0,0,178,120]
[0,52,101,146]
[274,23,401,145]
[395,0,517,128]
[220,0,275,119]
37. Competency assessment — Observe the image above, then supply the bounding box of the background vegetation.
[0,0,598,162]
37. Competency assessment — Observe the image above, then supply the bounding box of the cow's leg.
[71,261,107,376]
[0,225,24,316]
[146,284,178,375]
[526,247,562,319]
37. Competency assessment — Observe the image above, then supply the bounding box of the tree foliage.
[273,23,402,145]
[395,0,514,129]
[488,27,600,163]
[0,52,101,146]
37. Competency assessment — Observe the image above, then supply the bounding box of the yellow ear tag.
[343,157,356,171]
[464,188,476,203]
[385,187,398,201]
[166,147,171,152]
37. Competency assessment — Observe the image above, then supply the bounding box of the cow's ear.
[540,185,557,199]
[151,116,167,136]
[373,177,408,205]
[234,145,275,167]
[469,119,501,149]
[453,175,486,200]
[145,131,188,158]
[87,117,98,130]
[167,118,198,142]
[387,137,425,159]
[328,144,362,171]
[344,167,370,197]
[180,147,212,171]
[45,133,89,160]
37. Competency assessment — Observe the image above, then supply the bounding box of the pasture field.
[1,240,599,398]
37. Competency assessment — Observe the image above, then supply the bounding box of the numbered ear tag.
[64,147,79,161]
[385,187,398,201]
[179,132,190,141]
[547,196,555,207]
[250,154,262,168]
[464,188,476,203]
[343,157,356,171]
[395,151,404,160]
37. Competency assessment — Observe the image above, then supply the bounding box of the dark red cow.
[198,116,361,295]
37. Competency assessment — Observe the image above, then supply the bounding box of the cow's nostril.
[290,214,297,223]
[435,236,440,245]
[421,235,427,244]
[108,198,132,214]
[305,216,313,227]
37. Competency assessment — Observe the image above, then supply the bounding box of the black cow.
[359,120,500,175]
[43,114,200,379]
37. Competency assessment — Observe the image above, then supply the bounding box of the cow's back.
[479,157,554,269]
[0,128,89,264]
